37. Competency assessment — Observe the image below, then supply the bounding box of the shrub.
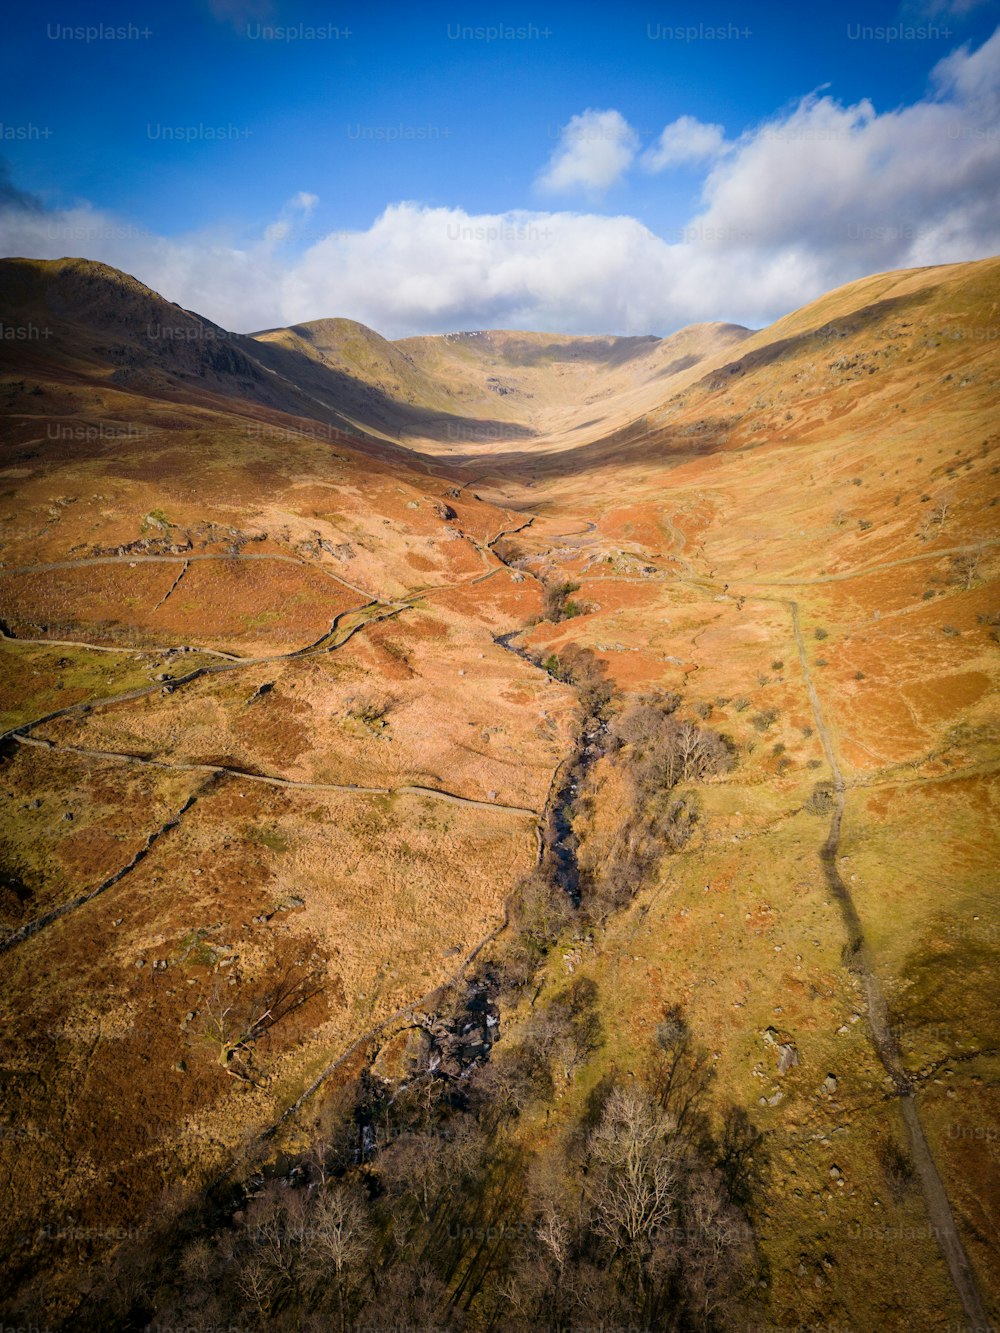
[543,580,582,623]
[878,1135,914,1203]
[805,782,836,815]
[346,689,393,730]
[751,708,779,732]
[556,644,614,715]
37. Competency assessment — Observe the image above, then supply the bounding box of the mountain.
[0,254,997,1331]
[0,256,750,451]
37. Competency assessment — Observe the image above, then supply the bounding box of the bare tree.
[236,1252,281,1326]
[952,549,982,590]
[200,964,324,1081]
[586,1086,682,1256]
[378,1130,451,1225]
[680,1169,756,1325]
[302,1183,374,1329]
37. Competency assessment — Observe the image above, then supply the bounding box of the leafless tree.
[681,1169,756,1324]
[378,1130,451,1225]
[200,964,323,1081]
[952,549,982,590]
[302,1183,374,1329]
[586,1086,682,1256]
[236,1250,282,1326]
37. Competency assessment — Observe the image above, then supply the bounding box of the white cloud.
[1,29,998,337]
[691,26,1000,282]
[263,191,320,245]
[536,109,639,195]
[641,115,727,171]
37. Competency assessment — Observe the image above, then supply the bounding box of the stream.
[493,629,609,908]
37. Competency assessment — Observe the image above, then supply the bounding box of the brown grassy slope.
[252,317,752,449]
[436,255,1000,1329]
[0,253,996,1328]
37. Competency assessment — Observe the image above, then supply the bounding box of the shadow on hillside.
[248,335,540,444]
[486,334,661,367]
[422,285,941,481]
[692,288,936,390]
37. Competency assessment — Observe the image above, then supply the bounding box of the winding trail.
[0,627,242,660]
[0,528,550,982]
[514,509,992,1325]
[11,733,540,819]
[0,555,525,744]
[0,600,407,746]
[743,538,1000,587]
[789,597,990,1329]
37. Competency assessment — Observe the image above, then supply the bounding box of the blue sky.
[2,0,999,334]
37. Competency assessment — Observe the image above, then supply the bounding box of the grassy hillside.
[0,254,996,1330]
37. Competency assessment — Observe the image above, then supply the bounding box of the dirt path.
[0,599,406,745]
[789,600,989,1328]
[742,538,1000,587]
[13,734,541,818]
[0,566,506,669]
[0,549,375,599]
[0,626,240,662]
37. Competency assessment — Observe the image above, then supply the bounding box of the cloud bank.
[536,109,640,194]
[1,29,998,337]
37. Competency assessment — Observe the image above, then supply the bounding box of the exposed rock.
[777,1043,799,1074]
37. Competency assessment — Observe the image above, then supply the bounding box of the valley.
[0,253,997,1329]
